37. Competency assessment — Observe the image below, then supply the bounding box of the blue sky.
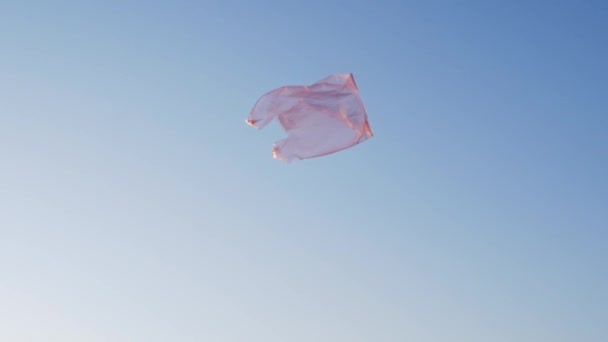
[1,1,607,341]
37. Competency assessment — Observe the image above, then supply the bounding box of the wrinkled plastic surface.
[246,74,373,162]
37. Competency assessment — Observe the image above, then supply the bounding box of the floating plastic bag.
[246,73,373,162]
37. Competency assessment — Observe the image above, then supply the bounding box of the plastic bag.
[246,74,373,162]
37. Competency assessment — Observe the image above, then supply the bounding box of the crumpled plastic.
[246,73,373,162]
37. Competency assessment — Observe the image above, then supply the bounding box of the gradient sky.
[1,1,607,341]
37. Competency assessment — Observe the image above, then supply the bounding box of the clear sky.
[1,1,607,341]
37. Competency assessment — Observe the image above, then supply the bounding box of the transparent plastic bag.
[247,74,373,162]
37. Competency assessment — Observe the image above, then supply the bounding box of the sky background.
[1,1,607,341]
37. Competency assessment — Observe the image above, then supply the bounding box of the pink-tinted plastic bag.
[246,74,373,162]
